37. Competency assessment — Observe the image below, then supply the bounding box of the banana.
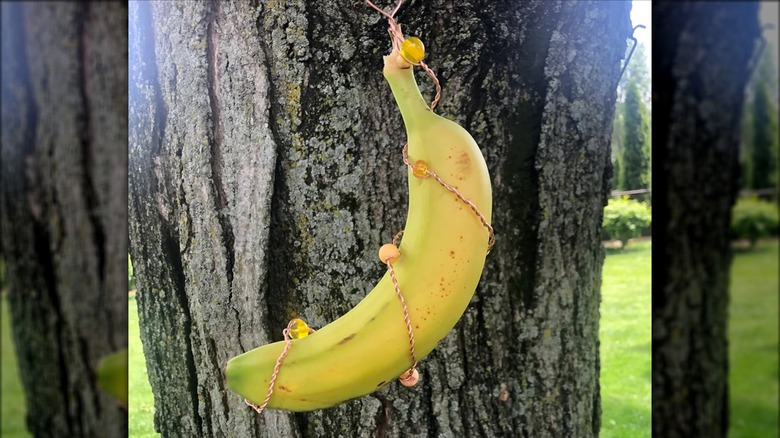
[225,42,493,412]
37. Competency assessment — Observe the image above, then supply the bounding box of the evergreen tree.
[612,156,621,191]
[611,100,624,190]
[625,41,650,105]
[750,81,778,189]
[620,78,649,190]
[611,40,650,191]
[739,42,778,189]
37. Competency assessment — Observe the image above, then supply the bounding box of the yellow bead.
[378,243,401,265]
[412,160,429,178]
[288,318,311,339]
[400,37,425,64]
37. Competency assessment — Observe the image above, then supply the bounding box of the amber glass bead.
[400,37,425,64]
[378,243,401,265]
[412,160,429,179]
[288,318,311,339]
[399,368,420,387]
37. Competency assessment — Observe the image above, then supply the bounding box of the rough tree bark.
[652,2,760,437]
[0,2,128,437]
[128,1,629,436]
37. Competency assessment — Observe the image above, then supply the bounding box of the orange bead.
[399,368,420,387]
[412,160,429,179]
[378,243,401,265]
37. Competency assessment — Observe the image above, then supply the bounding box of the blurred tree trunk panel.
[0,2,128,437]
[652,3,760,437]
[128,1,629,436]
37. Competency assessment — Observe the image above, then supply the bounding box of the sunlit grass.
[729,239,779,437]
[600,239,652,438]
[1,295,32,438]
[129,295,159,437]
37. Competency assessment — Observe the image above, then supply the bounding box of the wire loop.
[365,0,442,110]
[245,319,315,415]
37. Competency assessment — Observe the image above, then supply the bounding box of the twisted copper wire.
[363,2,489,248]
[392,229,405,246]
[402,144,495,254]
[246,321,314,415]
[386,259,418,371]
[364,0,442,110]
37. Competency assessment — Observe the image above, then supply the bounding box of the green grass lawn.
[600,239,652,438]
[729,239,779,437]
[129,296,160,437]
[1,295,32,438]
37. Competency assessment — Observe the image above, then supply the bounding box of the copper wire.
[363,2,490,250]
[402,144,495,254]
[364,0,442,110]
[386,260,418,372]
[392,229,405,246]
[246,320,315,415]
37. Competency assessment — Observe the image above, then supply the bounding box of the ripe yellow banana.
[225,43,492,411]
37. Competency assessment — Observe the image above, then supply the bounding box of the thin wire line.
[246,321,314,415]
[403,144,495,254]
[392,229,405,246]
[386,260,418,372]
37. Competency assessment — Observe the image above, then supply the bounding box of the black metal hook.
[615,24,646,89]
[747,23,775,80]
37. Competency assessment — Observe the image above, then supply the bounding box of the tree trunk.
[128,1,629,436]
[0,2,128,437]
[652,3,760,437]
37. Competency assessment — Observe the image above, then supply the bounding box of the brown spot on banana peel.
[338,333,356,345]
[456,152,471,179]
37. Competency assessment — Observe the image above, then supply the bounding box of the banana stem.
[383,46,433,133]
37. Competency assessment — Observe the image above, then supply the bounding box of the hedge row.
[731,197,779,247]
[602,196,651,249]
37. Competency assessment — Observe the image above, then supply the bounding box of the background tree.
[740,40,779,190]
[749,81,778,189]
[611,40,650,191]
[652,2,760,436]
[129,1,630,436]
[619,78,650,190]
[0,2,128,437]
[620,41,650,105]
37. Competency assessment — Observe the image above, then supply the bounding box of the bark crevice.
[207,0,235,290]
[254,4,294,343]
[163,225,203,435]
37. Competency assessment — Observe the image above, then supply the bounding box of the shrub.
[603,196,652,249]
[731,197,779,248]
